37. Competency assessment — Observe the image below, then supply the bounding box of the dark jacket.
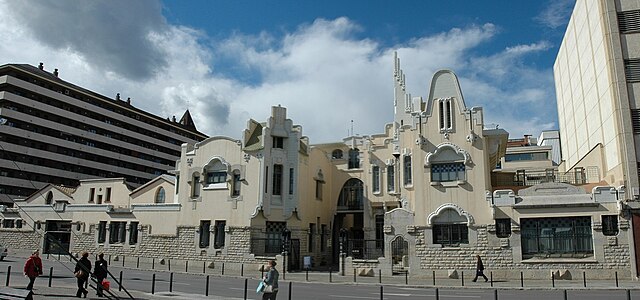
[75,257,91,280]
[24,255,43,278]
[94,258,108,279]
[476,258,484,271]
[264,267,279,290]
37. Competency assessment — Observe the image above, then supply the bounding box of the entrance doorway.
[44,220,72,254]
[391,236,409,274]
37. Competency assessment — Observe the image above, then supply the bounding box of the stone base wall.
[0,229,41,256]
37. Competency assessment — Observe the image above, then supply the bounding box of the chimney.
[172,116,176,122]
[38,62,44,70]
[53,68,59,77]
[116,93,121,101]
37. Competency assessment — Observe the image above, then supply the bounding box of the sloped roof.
[130,174,175,196]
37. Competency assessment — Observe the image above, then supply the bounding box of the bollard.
[552,272,555,288]
[206,275,210,296]
[329,268,332,283]
[244,278,248,300]
[48,267,53,287]
[494,289,498,300]
[123,256,125,267]
[151,273,156,294]
[222,263,225,275]
[186,261,189,273]
[564,290,568,300]
[461,271,464,286]
[405,271,408,285]
[119,270,123,291]
[379,269,382,284]
[490,272,493,287]
[168,259,171,271]
[380,285,383,300]
[583,271,586,287]
[170,272,174,292]
[152,258,155,270]
[47,253,50,259]
[5,265,10,286]
[241,263,244,277]
[288,281,292,300]
[306,268,309,281]
[261,266,264,279]
[435,288,439,300]
[616,271,619,287]
[627,289,631,300]
[137,257,140,269]
[520,272,524,287]
[433,270,436,285]
[108,254,111,265]
[203,261,206,274]
[354,268,356,282]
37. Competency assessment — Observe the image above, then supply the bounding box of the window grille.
[618,10,640,33]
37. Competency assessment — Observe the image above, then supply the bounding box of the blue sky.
[0,0,575,143]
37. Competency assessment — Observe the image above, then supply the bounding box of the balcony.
[492,167,599,189]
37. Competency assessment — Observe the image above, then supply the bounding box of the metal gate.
[288,239,301,271]
[391,236,408,274]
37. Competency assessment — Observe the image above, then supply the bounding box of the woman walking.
[74,251,91,298]
[262,260,280,300]
[24,250,43,290]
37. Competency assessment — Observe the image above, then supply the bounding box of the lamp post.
[339,228,348,275]
[281,228,291,274]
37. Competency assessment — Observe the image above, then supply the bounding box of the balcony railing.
[492,167,599,187]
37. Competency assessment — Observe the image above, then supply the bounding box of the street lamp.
[281,228,291,276]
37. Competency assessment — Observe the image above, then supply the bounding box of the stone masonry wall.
[0,229,41,256]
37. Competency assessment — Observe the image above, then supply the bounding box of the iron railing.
[345,239,384,259]
[492,167,599,187]
[250,238,282,256]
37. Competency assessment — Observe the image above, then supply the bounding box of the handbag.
[263,284,274,293]
[256,281,265,293]
[75,270,85,278]
[101,279,110,291]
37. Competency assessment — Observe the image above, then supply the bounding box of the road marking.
[330,295,378,299]
[384,293,413,296]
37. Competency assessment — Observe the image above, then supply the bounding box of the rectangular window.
[504,152,548,162]
[625,58,640,82]
[232,173,241,196]
[433,224,468,246]
[375,214,384,249]
[105,187,111,203]
[602,215,619,236]
[129,222,139,245]
[199,220,211,248]
[2,219,14,228]
[176,175,180,194]
[97,221,107,243]
[266,221,286,254]
[372,166,380,193]
[431,163,465,182]
[272,164,283,195]
[403,156,412,185]
[264,167,269,193]
[387,165,395,192]
[495,219,511,238]
[192,175,200,197]
[16,219,22,229]
[315,180,323,200]
[89,188,95,202]
[273,136,284,149]
[214,220,226,249]
[289,168,295,195]
[618,10,640,33]
[206,171,227,185]
[308,223,316,252]
[97,195,103,204]
[521,217,593,259]
[320,224,327,252]
[109,222,127,244]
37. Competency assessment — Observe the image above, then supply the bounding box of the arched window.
[348,149,360,169]
[155,187,166,204]
[204,159,227,187]
[45,191,53,205]
[431,207,469,246]
[338,179,364,210]
[438,98,453,131]
[332,149,343,159]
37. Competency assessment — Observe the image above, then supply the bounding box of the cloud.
[0,0,559,144]
[535,0,575,29]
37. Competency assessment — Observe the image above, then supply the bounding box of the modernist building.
[0,55,634,279]
[0,63,208,205]
[554,0,640,276]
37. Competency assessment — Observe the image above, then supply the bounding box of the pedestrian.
[24,249,43,291]
[472,254,488,282]
[262,260,279,300]
[94,253,108,297]
[74,251,91,298]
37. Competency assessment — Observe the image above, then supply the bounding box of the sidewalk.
[22,285,242,300]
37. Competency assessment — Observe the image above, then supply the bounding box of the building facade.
[0,54,635,279]
[0,63,208,204]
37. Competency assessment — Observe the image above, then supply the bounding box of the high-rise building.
[0,63,207,204]
[554,0,640,193]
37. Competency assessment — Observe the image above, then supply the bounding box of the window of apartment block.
[272,164,283,195]
[403,155,412,186]
[105,187,111,203]
[273,136,284,149]
[348,149,360,169]
[199,220,211,248]
[433,223,468,246]
[387,165,395,192]
[97,221,107,243]
[602,215,619,236]
[372,165,380,193]
[109,221,127,244]
[232,172,241,197]
[495,219,511,238]
[89,188,95,202]
[129,222,139,245]
[289,168,294,195]
[521,217,593,259]
[214,220,226,249]
[308,223,316,252]
[320,224,327,252]
[155,187,166,204]
[431,162,465,182]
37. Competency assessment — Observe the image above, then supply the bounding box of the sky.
[0,0,575,143]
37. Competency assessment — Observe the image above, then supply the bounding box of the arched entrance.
[332,178,364,264]
[391,236,408,274]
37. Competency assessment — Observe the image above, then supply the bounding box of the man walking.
[472,255,488,282]
[94,253,108,297]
